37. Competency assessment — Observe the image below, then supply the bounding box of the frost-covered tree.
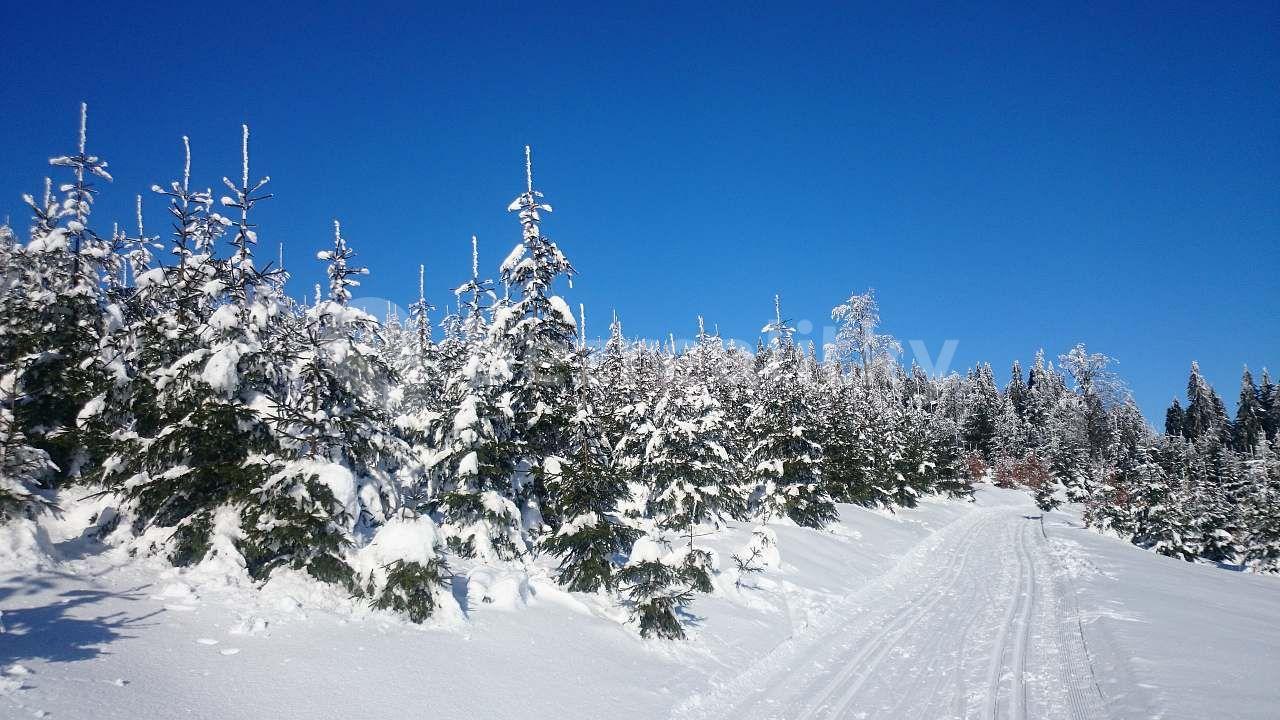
[748,297,836,528]
[1259,368,1278,443]
[617,534,700,640]
[1184,361,1230,444]
[962,364,1000,461]
[1234,367,1264,455]
[103,126,289,567]
[829,289,901,392]
[0,360,57,520]
[646,322,746,535]
[1241,438,1280,573]
[495,146,578,532]
[1164,398,1185,437]
[243,221,403,590]
[3,105,115,480]
[540,349,639,592]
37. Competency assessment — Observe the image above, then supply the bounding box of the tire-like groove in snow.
[1008,517,1036,720]
[984,518,1026,720]
[1040,521,1111,720]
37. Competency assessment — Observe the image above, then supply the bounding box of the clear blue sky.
[1,2,1276,423]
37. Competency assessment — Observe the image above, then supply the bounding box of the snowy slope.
[1,487,1276,720]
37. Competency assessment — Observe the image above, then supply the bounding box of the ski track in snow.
[674,503,1110,720]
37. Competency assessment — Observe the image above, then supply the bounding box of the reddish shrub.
[994,453,1052,490]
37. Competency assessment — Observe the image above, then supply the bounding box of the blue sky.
[1,2,1276,422]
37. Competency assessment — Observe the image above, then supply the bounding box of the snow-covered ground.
[1,487,1275,719]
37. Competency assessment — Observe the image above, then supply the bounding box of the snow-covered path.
[677,497,1109,720]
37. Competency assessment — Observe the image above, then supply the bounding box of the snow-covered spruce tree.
[646,321,747,533]
[76,195,161,478]
[1128,437,1198,561]
[3,105,114,481]
[1084,401,1148,537]
[821,290,902,508]
[104,126,288,567]
[892,388,940,508]
[928,415,973,499]
[242,221,406,591]
[1136,438,1203,561]
[860,380,909,506]
[961,364,1001,462]
[398,264,442,420]
[87,137,225,475]
[1165,398,1185,437]
[995,395,1028,463]
[1183,361,1231,445]
[540,346,640,592]
[1259,368,1278,443]
[427,300,526,562]
[1234,366,1264,455]
[747,297,837,528]
[494,146,578,533]
[1241,437,1280,573]
[1006,360,1028,419]
[611,336,665,518]
[456,235,495,347]
[1044,393,1092,502]
[816,369,873,504]
[707,331,757,508]
[1187,437,1244,565]
[616,534,699,640]
[1023,349,1064,451]
[0,360,58,520]
[595,311,633,455]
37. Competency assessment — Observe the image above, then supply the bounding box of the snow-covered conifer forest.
[1,107,1277,719]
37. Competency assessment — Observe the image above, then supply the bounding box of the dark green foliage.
[681,548,714,594]
[1034,482,1061,513]
[617,557,694,640]
[1165,399,1184,437]
[432,490,525,561]
[962,365,1001,460]
[169,512,213,567]
[240,472,355,590]
[1234,368,1263,454]
[540,471,640,593]
[115,397,274,558]
[373,559,448,624]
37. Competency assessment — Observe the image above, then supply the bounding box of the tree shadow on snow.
[674,605,705,632]
[0,579,162,667]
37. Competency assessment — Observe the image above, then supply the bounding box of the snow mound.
[355,514,442,570]
[0,519,56,573]
[466,566,532,611]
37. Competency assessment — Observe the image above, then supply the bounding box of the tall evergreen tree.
[1234,367,1264,455]
[540,346,639,592]
[747,297,837,528]
[4,105,114,481]
[1165,398,1185,437]
[962,364,1000,460]
[495,146,577,532]
[1259,368,1278,442]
